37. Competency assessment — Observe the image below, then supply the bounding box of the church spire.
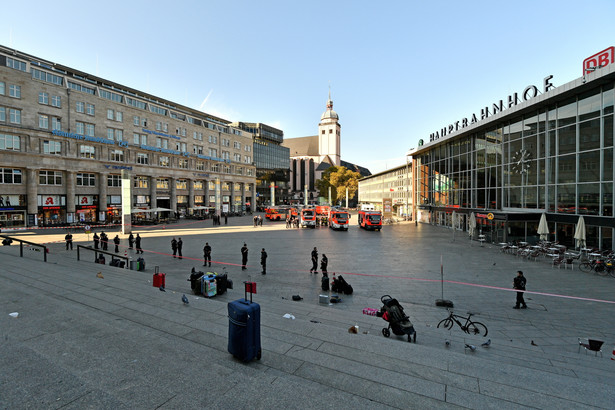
[327,85,333,109]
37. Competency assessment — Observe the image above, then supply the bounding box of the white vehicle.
[360,204,375,211]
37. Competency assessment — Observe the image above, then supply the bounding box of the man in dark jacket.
[113,235,120,253]
[135,233,142,254]
[203,242,212,267]
[65,232,73,250]
[320,254,328,275]
[171,237,178,258]
[93,232,100,249]
[128,233,134,250]
[100,232,108,251]
[513,271,527,309]
[241,243,248,270]
[177,237,183,259]
[261,248,267,275]
[310,247,318,273]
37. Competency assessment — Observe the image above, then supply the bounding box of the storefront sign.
[77,195,94,206]
[429,75,555,142]
[0,195,19,207]
[583,47,614,75]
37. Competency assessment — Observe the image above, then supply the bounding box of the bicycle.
[437,310,488,336]
[579,259,609,276]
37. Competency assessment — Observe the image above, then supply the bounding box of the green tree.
[316,166,361,205]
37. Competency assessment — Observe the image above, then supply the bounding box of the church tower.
[318,90,341,167]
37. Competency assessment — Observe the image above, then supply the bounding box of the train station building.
[411,48,615,250]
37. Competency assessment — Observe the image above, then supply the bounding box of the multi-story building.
[411,49,615,249]
[0,46,256,228]
[233,122,290,207]
[358,163,413,218]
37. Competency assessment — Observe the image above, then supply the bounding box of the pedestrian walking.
[261,248,267,275]
[258,215,263,226]
[513,270,527,309]
[224,213,228,224]
[101,232,108,251]
[65,232,73,250]
[113,235,120,253]
[128,233,134,250]
[310,247,318,273]
[203,242,212,267]
[286,215,291,228]
[241,243,248,270]
[171,237,178,258]
[93,232,100,249]
[135,233,143,254]
[321,254,328,275]
[177,237,183,259]
[253,215,258,227]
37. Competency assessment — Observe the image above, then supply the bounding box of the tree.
[315,166,361,205]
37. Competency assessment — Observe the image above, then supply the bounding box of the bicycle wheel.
[595,264,607,276]
[579,262,592,273]
[608,268,615,278]
[437,318,454,330]
[466,321,488,337]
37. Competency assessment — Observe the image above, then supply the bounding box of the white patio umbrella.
[574,215,587,250]
[537,213,549,241]
[130,207,173,214]
[468,212,476,239]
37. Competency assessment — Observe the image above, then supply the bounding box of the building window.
[209,135,217,144]
[247,168,253,176]
[85,124,95,137]
[39,170,62,185]
[75,122,84,135]
[236,166,243,175]
[43,140,61,155]
[224,166,231,174]
[222,151,230,160]
[107,175,121,187]
[133,116,140,126]
[194,181,203,190]
[329,129,333,133]
[234,141,241,149]
[116,111,123,122]
[176,179,187,189]
[156,121,162,131]
[245,145,251,152]
[6,57,27,71]
[321,130,325,135]
[209,148,218,157]
[156,137,168,149]
[86,104,95,116]
[0,107,4,122]
[176,142,187,152]
[136,153,149,165]
[134,176,149,188]
[244,156,252,164]
[39,92,49,105]
[51,96,61,108]
[9,85,21,98]
[110,150,124,162]
[193,145,204,155]
[51,117,61,131]
[76,173,96,186]
[76,101,85,113]
[156,178,169,189]
[39,115,49,129]
[178,159,189,169]
[31,68,63,85]
[211,164,219,172]
[9,109,21,124]
[159,156,170,167]
[196,161,205,171]
[1,168,22,184]
[233,153,241,161]
[107,109,114,120]
[0,82,4,95]
[107,129,115,141]
[80,145,95,159]
[0,134,21,151]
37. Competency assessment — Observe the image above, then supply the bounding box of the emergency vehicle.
[265,206,288,221]
[300,208,316,228]
[329,210,350,230]
[358,210,382,230]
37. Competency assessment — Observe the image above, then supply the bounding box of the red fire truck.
[329,210,350,231]
[358,210,382,231]
[300,208,316,228]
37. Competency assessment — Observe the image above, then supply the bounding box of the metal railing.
[77,245,129,269]
[0,234,48,262]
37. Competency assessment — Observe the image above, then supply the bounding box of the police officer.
[310,247,318,273]
[261,248,267,275]
[513,271,527,309]
[203,242,212,267]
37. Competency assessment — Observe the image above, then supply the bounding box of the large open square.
[1,215,614,408]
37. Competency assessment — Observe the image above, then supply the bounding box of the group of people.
[253,215,263,227]
[90,231,143,254]
[201,242,267,275]
[285,215,300,228]
[310,247,328,274]
[211,214,224,225]
[171,237,184,258]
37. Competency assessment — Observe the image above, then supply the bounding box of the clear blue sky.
[3,0,615,173]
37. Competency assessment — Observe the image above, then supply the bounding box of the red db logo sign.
[583,47,614,75]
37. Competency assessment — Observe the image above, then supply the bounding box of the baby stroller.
[378,295,416,343]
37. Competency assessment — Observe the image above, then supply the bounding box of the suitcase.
[153,267,166,288]
[188,270,205,295]
[215,273,229,295]
[201,275,217,297]
[137,257,146,271]
[227,283,261,362]
[321,276,329,291]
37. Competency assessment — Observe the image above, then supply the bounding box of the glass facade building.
[412,68,615,250]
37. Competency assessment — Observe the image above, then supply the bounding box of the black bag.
[321,276,329,291]
[336,275,353,295]
[110,258,119,267]
[215,273,229,295]
[137,257,145,271]
[188,270,205,295]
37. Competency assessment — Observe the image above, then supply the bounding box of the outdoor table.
[531,245,541,248]
[519,242,528,246]
[589,253,602,257]
[547,253,559,258]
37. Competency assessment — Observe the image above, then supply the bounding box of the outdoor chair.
[578,338,604,357]
[552,255,565,268]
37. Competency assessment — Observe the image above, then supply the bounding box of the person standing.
[113,235,120,253]
[253,215,258,227]
[93,232,100,250]
[177,237,183,259]
[258,215,263,226]
[241,243,248,270]
[135,233,143,254]
[513,270,527,309]
[65,232,73,250]
[310,247,318,273]
[100,231,108,251]
[171,237,178,258]
[321,254,328,275]
[286,214,291,228]
[224,213,228,225]
[203,242,212,267]
[261,248,267,275]
[128,233,134,250]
